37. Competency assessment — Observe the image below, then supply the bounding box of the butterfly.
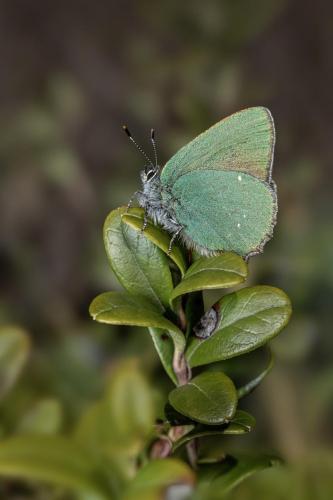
[124,107,277,259]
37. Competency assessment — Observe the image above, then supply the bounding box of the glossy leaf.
[170,253,247,304]
[89,291,185,354]
[103,207,173,311]
[169,371,237,425]
[172,410,255,451]
[0,436,108,500]
[187,286,292,367]
[16,399,63,435]
[148,328,178,385]
[229,410,256,431]
[198,454,282,498]
[237,348,274,399]
[123,458,195,500]
[0,326,30,400]
[122,208,187,276]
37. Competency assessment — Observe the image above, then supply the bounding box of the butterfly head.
[141,165,160,184]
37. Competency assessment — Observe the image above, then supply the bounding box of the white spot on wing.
[238,175,242,181]
[237,223,241,228]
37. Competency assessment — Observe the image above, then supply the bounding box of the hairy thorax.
[137,170,180,234]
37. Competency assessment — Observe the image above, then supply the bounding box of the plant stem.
[186,441,198,469]
[150,436,172,459]
[173,351,191,386]
[171,284,198,467]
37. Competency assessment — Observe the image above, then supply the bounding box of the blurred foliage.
[228,452,333,500]
[0,0,332,497]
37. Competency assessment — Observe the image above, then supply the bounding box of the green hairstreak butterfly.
[124,106,277,258]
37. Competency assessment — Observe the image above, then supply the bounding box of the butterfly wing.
[161,107,275,188]
[165,170,277,257]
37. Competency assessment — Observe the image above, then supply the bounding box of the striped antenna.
[150,128,158,168]
[122,125,154,167]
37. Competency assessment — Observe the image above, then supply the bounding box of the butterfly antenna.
[150,128,158,168]
[122,125,154,167]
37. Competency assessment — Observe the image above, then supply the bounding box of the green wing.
[164,170,277,257]
[161,107,275,187]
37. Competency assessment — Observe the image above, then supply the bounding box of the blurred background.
[0,0,332,497]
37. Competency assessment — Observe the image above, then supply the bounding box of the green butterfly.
[126,106,277,258]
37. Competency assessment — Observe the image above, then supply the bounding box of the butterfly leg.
[126,191,143,212]
[168,226,183,254]
[141,210,149,232]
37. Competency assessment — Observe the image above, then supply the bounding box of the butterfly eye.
[146,169,156,181]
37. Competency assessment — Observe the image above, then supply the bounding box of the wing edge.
[161,106,276,187]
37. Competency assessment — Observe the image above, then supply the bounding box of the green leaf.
[237,348,274,399]
[74,401,132,497]
[16,399,63,435]
[105,360,155,450]
[74,362,156,494]
[172,410,255,451]
[197,454,282,498]
[103,207,173,311]
[168,372,237,425]
[74,403,106,452]
[0,436,109,500]
[186,286,292,367]
[123,458,195,500]
[170,253,247,305]
[75,360,154,457]
[89,291,185,355]
[229,410,256,431]
[0,325,30,400]
[122,208,187,276]
[148,328,178,385]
